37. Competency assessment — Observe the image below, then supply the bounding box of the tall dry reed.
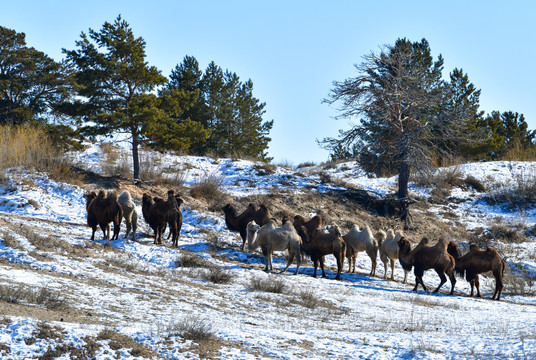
[0,125,60,170]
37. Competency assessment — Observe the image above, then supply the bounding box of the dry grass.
[201,267,234,284]
[189,172,226,204]
[0,284,65,309]
[249,275,286,293]
[167,314,215,341]
[483,172,536,211]
[254,163,276,176]
[0,125,82,184]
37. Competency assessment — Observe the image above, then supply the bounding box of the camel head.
[246,220,260,250]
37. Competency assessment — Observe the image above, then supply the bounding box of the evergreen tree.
[63,15,197,179]
[168,57,273,159]
[166,55,210,154]
[0,26,70,125]
[323,38,450,200]
[481,111,535,159]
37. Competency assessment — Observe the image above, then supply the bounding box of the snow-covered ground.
[0,144,534,359]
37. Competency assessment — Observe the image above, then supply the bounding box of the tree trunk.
[398,145,411,228]
[132,132,140,180]
[398,148,410,200]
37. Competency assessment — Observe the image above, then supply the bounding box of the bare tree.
[322,38,480,225]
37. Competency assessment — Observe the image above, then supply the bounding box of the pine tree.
[63,15,196,179]
[168,57,273,159]
[0,26,70,125]
[323,38,448,200]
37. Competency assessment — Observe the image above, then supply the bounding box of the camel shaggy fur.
[447,242,505,300]
[398,237,456,295]
[379,229,408,283]
[329,224,379,276]
[84,190,123,241]
[246,220,302,274]
[222,203,272,251]
[118,190,137,241]
[300,223,346,280]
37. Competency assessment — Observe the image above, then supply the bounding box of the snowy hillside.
[0,144,535,359]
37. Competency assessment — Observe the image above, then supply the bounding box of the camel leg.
[240,229,247,251]
[124,220,131,239]
[312,258,318,278]
[320,256,327,278]
[90,226,97,241]
[492,272,504,300]
[414,267,427,293]
[448,271,456,295]
[335,254,342,280]
[99,223,109,240]
[262,248,270,272]
[433,269,447,293]
[475,276,482,297]
[403,269,408,284]
[294,252,301,275]
[382,260,388,279]
[280,252,294,274]
[369,253,377,277]
[347,257,352,273]
[390,259,396,281]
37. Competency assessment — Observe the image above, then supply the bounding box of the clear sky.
[2,1,535,164]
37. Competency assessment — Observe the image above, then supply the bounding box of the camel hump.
[97,190,106,198]
[119,190,131,202]
[107,191,118,200]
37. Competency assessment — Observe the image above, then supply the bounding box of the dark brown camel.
[84,190,123,241]
[222,203,272,251]
[398,237,456,295]
[447,242,505,300]
[294,215,345,280]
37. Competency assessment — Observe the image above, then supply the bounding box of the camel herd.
[83,191,505,301]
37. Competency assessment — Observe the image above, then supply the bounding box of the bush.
[483,173,536,211]
[249,275,286,293]
[168,315,215,341]
[0,284,65,309]
[202,267,234,284]
[189,172,225,201]
[0,125,79,183]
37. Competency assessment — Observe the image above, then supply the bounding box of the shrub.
[464,175,486,192]
[483,172,536,211]
[254,163,276,176]
[176,252,212,269]
[168,315,215,341]
[202,267,234,284]
[189,172,225,201]
[0,284,65,309]
[249,275,286,293]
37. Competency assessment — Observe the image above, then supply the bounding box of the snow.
[0,144,534,359]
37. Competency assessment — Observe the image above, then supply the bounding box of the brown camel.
[398,237,456,295]
[447,242,505,300]
[222,203,272,251]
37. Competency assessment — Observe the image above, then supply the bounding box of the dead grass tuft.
[0,284,65,309]
[167,314,215,341]
[249,275,286,293]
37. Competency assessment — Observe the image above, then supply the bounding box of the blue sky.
[2,1,535,164]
